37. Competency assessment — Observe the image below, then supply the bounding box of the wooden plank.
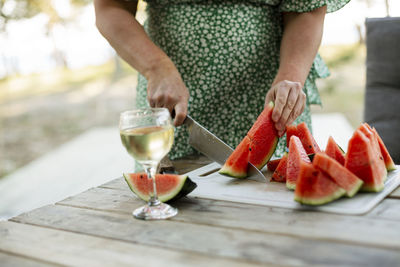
[0,221,262,267]
[365,198,400,221]
[99,177,126,190]
[0,251,57,267]
[389,186,400,199]
[10,204,400,266]
[172,155,213,174]
[59,186,400,248]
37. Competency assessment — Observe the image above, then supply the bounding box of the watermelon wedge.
[372,127,396,171]
[285,125,297,147]
[286,122,321,154]
[345,129,387,192]
[362,123,395,171]
[325,136,345,165]
[295,162,346,205]
[267,158,281,172]
[271,153,288,183]
[358,124,383,158]
[124,173,197,202]
[313,152,363,197]
[286,136,311,190]
[219,136,251,178]
[247,101,279,169]
[220,102,278,178]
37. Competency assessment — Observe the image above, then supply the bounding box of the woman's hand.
[265,6,326,136]
[94,0,189,126]
[265,80,306,136]
[145,59,189,127]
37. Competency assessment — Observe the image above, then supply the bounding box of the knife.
[183,115,266,182]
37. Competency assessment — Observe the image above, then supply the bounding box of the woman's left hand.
[265,80,306,136]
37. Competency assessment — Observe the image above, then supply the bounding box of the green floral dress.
[136,0,350,159]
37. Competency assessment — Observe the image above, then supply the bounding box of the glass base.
[133,202,178,220]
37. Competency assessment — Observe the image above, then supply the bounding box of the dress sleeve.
[280,0,351,13]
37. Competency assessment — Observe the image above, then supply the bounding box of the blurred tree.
[353,0,392,44]
[0,0,90,71]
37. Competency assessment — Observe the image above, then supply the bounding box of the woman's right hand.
[145,59,189,127]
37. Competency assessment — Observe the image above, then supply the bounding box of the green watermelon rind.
[294,187,346,206]
[123,173,197,203]
[286,181,296,190]
[361,183,385,193]
[248,101,279,170]
[219,165,247,178]
[386,162,397,172]
[359,166,387,192]
[345,179,364,197]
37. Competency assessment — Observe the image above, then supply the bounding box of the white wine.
[120,125,174,165]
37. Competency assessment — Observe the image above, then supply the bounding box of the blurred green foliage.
[0,0,91,31]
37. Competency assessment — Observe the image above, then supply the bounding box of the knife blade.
[183,115,265,182]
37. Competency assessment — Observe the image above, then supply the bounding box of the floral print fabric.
[136,0,349,159]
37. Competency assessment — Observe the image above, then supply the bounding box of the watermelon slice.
[285,125,297,147]
[247,101,279,169]
[325,136,345,165]
[372,127,396,171]
[345,129,387,192]
[295,162,346,205]
[220,102,278,178]
[219,136,251,178]
[124,173,197,202]
[286,122,321,154]
[271,153,288,183]
[313,152,363,197]
[286,136,311,190]
[358,124,383,158]
[267,158,281,172]
[361,123,395,171]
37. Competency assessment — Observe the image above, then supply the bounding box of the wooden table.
[1,157,400,267]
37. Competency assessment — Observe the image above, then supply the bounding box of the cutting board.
[186,162,400,215]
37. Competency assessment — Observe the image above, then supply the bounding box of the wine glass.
[119,108,177,220]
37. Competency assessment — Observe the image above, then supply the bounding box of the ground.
[0,44,365,178]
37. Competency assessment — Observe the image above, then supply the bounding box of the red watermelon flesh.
[372,127,396,171]
[247,101,279,169]
[267,158,281,172]
[123,173,197,203]
[219,136,251,178]
[313,152,363,197]
[285,125,298,147]
[325,136,345,165]
[345,129,387,192]
[296,122,321,154]
[294,162,346,205]
[286,136,311,190]
[271,153,288,183]
[358,124,383,158]
[220,102,278,178]
[362,123,395,171]
[286,122,321,154]
[358,124,388,178]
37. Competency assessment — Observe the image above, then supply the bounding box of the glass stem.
[144,164,160,207]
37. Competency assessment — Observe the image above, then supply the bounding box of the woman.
[94,0,349,160]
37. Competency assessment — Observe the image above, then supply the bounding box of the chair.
[364,17,400,164]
